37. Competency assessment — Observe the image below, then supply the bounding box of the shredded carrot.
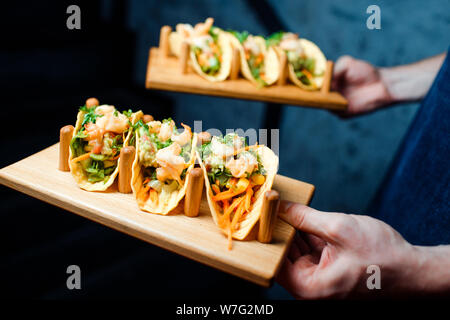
[227,223,232,250]
[150,189,158,205]
[231,200,245,230]
[139,185,151,202]
[244,187,253,212]
[211,184,220,195]
[302,68,313,80]
[222,199,230,212]
[143,177,150,185]
[71,152,92,163]
[229,144,260,157]
[111,155,120,161]
[212,188,245,202]
[224,196,244,219]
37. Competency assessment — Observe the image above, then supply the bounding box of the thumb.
[279,201,343,243]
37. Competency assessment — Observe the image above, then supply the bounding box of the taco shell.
[131,132,198,215]
[281,38,327,90]
[197,145,279,240]
[69,108,143,192]
[189,30,232,82]
[229,35,280,86]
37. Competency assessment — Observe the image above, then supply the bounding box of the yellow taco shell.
[278,38,327,91]
[131,131,198,215]
[69,107,143,192]
[197,145,279,240]
[229,34,279,86]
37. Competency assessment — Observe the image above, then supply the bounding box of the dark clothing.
[369,51,450,246]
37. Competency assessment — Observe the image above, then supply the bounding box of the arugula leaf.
[228,30,249,44]
[122,109,133,118]
[80,105,103,127]
[208,26,219,42]
[266,31,285,47]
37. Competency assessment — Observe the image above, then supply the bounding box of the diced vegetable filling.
[70,105,131,183]
[136,118,193,203]
[198,133,267,237]
[192,27,222,76]
[268,31,320,86]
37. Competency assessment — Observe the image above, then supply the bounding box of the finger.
[279,201,343,243]
[333,55,353,79]
[276,257,298,294]
[305,233,326,253]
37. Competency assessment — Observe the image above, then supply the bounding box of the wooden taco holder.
[146,25,346,110]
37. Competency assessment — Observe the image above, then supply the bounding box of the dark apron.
[369,51,450,246]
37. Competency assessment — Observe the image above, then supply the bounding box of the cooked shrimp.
[243,36,261,56]
[158,120,175,142]
[225,152,258,178]
[84,123,105,142]
[95,105,129,133]
[155,143,185,184]
[171,123,192,146]
[147,121,162,134]
[176,23,194,38]
[210,137,234,158]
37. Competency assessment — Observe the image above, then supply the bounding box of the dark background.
[0,0,448,299]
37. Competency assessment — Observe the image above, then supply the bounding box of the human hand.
[332,55,393,116]
[276,201,419,299]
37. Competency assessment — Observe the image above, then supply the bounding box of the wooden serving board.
[0,144,314,287]
[146,47,348,110]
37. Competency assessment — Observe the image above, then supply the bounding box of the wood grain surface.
[146,47,347,110]
[0,143,315,287]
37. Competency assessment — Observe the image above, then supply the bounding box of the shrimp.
[158,120,175,142]
[147,121,162,134]
[225,152,258,178]
[95,105,129,133]
[176,23,194,38]
[171,123,192,146]
[155,143,185,184]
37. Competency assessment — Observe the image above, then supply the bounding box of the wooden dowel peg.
[59,125,74,171]
[321,60,334,94]
[184,168,204,217]
[159,25,172,57]
[179,41,190,74]
[277,52,288,86]
[143,114,154,123]
[257,190,280,243]
[86,97,99,108]
[230,47,240,80]
[118,146,135,193]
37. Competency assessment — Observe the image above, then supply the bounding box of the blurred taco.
[268,32,326,90]
[228,30,279,86]
[131,118,197,215]
[196,133,278,248]
[169,18,232,82]
[69,104,143,191]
